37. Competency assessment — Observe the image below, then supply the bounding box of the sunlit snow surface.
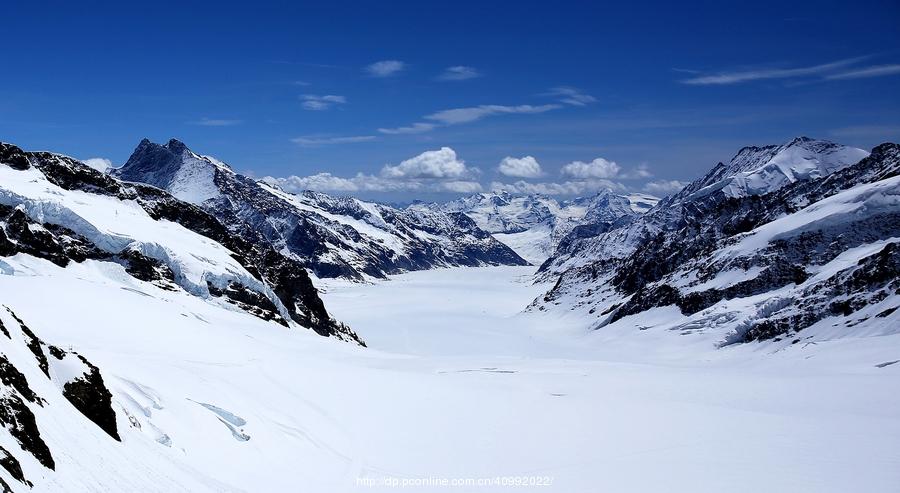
[1,262,899,491]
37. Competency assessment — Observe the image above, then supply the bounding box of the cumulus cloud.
[80,158,112,172]
[261,147,483,194]
[437,66,481,81]
[426,104,561,125]
[301,94,347,111]
[381,147,474,179]
[561,157,621,179]
[265,172,360,192]
[621,163,653,179]
[497,156,542,178]
[545,86,596,106]
[291,135,375,146]
[378,122,437,135]
[643,179,687,195]
[366,60,406,77]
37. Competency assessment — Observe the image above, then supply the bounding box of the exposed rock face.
[0,391,54,470]
[49,348,120,441]
[0,141,362,344]
[534,139,900,345]
[0,307,128,486]
[426,190,658,264]
[113,139,527,281]
[538,137,871,279]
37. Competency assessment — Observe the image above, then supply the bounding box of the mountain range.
[0,135,898,490]
[418,189,658,263]
[113,139,527,281]
[532,137,900,345]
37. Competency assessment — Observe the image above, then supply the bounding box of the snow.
[0,258,898,492]
[166,151,223,204]
[691,139,869,200]
[0,165,287,315]
[492,225,552,265]
[718,174,900,260]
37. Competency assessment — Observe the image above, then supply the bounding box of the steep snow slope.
[540,137,870,278]
[113,139,526,280]
[431,190,658,264]
[0,142,359,343]
[535,141,899,348]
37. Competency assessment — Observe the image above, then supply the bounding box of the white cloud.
[80,158,112,172]
[680,56,869,85]
[441,181,483,193]
[262,147,483,194]
[264,172,360,192]
[426,104,561,125]
[561,157,621,179]
[381,147,474,179]
[378,122,437,134]
[825,64,900,80]
[643,180,687,195]
[490,179,624,196]
[545,86,596,106]
[291,135,375,146]
[366,60,406,77]
[621,163,653,179]
[437,66,481,81]
[301,94,347,111]
[497,156,542,178]
[188,117,242,126]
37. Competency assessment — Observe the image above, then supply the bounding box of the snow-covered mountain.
[539,137,871,277]
[533,137,900,346]
[1,138,899,492]
[425,190,658,264]
[113,139,527,280]
[0,141,360,344]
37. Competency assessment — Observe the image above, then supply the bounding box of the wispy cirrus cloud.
[544,86,597,106]
[187,117,242,126]
[377,103,561,135]
[437,66,481,81]
[291,135,375,146]
[378,86,591,136]
[365,60,406,77]
[825,64,900,80]
[301,94,347,111]
[425,104,561,125]
[377,122,437,135]
[680,56,870,85]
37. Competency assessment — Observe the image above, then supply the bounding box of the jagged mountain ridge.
[0,142,360,344]
[533,137,900,346]
[113,139,527,280]
[538,137,871,278]
[423,190,658,264]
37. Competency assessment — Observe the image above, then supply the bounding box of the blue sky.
[2,0,899,200]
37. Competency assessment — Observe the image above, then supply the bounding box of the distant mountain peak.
[114,138,225,204]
